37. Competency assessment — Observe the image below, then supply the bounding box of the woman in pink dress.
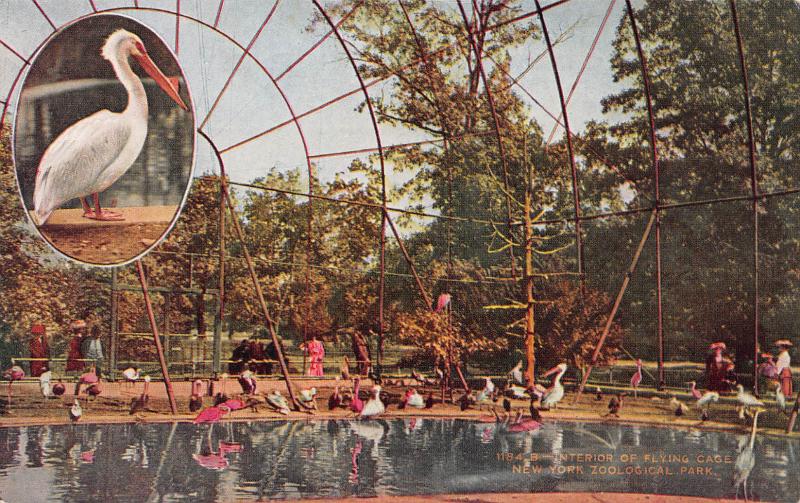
[302,336,325,377]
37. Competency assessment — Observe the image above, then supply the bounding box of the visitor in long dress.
[775,339,793,397]
[248,337,267,375]
[302,335,325,377]
[66,320,86,373]
[705,341,732,392]
[28,324,49,377]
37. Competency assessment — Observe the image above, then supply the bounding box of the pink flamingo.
[75,369,99,396]
[80,450,95,463]
[350,377,364,414]
[689,381,702,400]
[630,359,643,398]
[193,405,231,424]
[349,440,362,484]
[221,398,246,412]
[193,452,229,470]
[4,366,24,404]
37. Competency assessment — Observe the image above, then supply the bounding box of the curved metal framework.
[0,0,794,396]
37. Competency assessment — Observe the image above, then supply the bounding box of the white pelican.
[404,389,424,408]
[32,29,187,225]
[508,360,524,385]
[736,384,764,419]
[266,390,290,415]
[359,385,385,418]
[541,363,567,409]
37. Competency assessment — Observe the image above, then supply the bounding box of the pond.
[0,419,797,502]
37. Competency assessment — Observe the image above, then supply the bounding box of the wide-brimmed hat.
[774,339,793,348]
[31,324,46,335]
[71,320,87,330]
[709,341,727,351]
[760,352,774,359]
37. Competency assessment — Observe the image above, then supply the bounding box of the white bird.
[299,387,318,408]
[69,399,82,422]
[509,360,524,385]
[733,407,763,501]
[31,29,187,225]
[541,363,567,409]
[476,378,495,405]
[406,389,424,408]
[736,384,764,419]
[695,390,720,420]
[122,367,140,387]
[360,385,385,418]
[39,369,52,398]
[775,386,787,413]
[266,390,290,415]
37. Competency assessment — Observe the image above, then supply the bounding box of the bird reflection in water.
[349,439,363,485]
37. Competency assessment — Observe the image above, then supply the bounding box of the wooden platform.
[35,205,178,230]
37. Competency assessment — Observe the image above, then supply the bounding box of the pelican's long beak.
[135,52,188,111]
[542,365,561,377]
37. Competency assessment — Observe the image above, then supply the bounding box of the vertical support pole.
[729,0,760,393]
[135,261,178,415]
[213,296,222,376]
[377,210,386,378]
[575,209,657,402]
[534,0,584,293]
[217,173,226,378]
[163,293,171,371]
[625,0,664,389]
[109,267,118,382]
[523,136,536,386]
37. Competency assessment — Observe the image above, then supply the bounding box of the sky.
[0,0,632,209]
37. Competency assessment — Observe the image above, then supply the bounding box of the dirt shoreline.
[276,493,741,503]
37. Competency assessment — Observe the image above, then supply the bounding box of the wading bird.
[193,405,231,424]
[266,390,290,415]
[695,391,719,421]
[122,367,140,389]
[630,359,643,398]
[541,363,567,410]
[508,360,524,386]
[688,381,702,400]
[39,369,52,398]
[32,29,188,225]
[328,378,342,410]
[736,385,764,419]
[350,377,364,414]
[733,407,764,501]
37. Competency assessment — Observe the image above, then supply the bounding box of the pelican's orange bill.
[135,52,188,111]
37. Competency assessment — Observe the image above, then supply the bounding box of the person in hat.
[28,324,49,377]
[229,338,251,375]
[66,320,87,372]
[775,340,793,397]
[705,342,732,392]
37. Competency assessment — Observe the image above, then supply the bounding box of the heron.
[695,391,719,421]
[31,29,188,225]
[736,384,764,419]
[733,407,764,501]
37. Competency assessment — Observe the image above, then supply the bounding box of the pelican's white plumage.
[541,363,567,409]
[31,29,186,225]
[736,385,764,408]
[695,391,719,408]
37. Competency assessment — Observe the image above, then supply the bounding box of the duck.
[604,393,626,418]
[299,388,318,409]
[266,390,290,415]
[360,385,385,418]
[52,380,66,396]
[122,366,140,388]
[475,378,495,403]
[541,363,567,410]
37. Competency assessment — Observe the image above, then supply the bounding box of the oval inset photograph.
[12,14,195,266]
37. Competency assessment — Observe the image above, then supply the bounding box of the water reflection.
[0,419,797,502]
